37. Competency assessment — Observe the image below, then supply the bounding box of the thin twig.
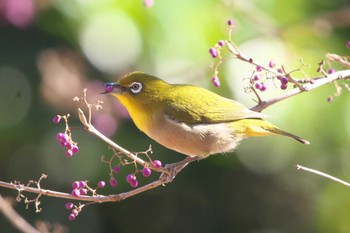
[296,165,350,187]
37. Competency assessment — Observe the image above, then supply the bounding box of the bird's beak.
[102,83,126,94]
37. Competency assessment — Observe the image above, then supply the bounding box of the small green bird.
[104,72,309,158]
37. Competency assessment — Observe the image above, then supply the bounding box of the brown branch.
[250,69,350,112]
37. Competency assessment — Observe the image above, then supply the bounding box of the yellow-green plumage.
[107,72,309,157]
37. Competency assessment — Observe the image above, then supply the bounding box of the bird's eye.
[129,82,143,94]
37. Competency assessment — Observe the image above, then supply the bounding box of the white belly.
[146,116,243,157]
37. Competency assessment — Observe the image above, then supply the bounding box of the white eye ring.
[129,82,143,94]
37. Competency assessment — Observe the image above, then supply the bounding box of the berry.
[65,202,74,210]
[98,181,106,188]
[80,188,88,195]
[130,179,139,188]
[109,177,118,187]
[69,213,76,221]
[227,19,234,27]
[254,83,262,90]
[71,209,79,216]
[280,76,288,85]
[113,165,120,173]
[327,96,333,102]
[71,189,80,197]
[72,181,80,189]
[218,40,225,47]
[346,41,350,49]
[256,66,262,72]
[152,160,162,168]
[66,150,73,158]
[211,76,220,87]
[142,167,152,177]
[126,174,136,183]
[71,145,79,154]
[259,84,267,91]
[79,181,86,188]
[328,68,335,74]
[52,115,61,124]
[104,85,114,93]
[280,84,288,90]
[209,47,218,58]
[253,74,259,81]
[268,60,276,68]
[56,133,69,143]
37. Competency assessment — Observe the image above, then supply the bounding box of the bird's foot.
[159,156,200,183]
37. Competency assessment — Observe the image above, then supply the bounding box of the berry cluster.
[53,115,79,157]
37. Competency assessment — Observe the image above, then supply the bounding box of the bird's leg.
[160,156,201,183]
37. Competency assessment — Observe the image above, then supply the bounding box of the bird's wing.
[164,85,264,125]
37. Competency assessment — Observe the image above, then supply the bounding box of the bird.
[103,71,309,158]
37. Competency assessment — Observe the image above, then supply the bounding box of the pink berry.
[69,213,76,221]
[209,48,218,58]
[259,84,267,91]
[253,74,259,81]
[113,165,120,173]
[268,60,276,68]
[109,177,118,187]
[98,181,106,188]
[65,202,74,210]
[66,150,73,158]
[72,181,80,189]
[152,160,162,168]
[142,167,152,177]
[56,133,69,143]
[256,66,262,72]
[211,76,220,87]
[52,115,61,124]
[130,179,138,188]
[346,41,350,49]
[71,189,80,197]
[254,83,262,90]
[104,84,114,93]
[126,174,135,183]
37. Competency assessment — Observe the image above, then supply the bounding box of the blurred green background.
[0,0,350,232]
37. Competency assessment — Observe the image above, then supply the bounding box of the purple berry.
[268,60,276,68]
[327,96,333,102]
[109,177,118,187]
[256,66,262,72]
[98,181,106,188]
[66,150,73,158]
[130,179,139,188]
[71,209,79,216]
[227,19,234,27]
[152,160,162,168]
[260,84,267,91]
[65,202,74,210]
[209,47,218,58]
[142,167,152,177]
[211,76,220,87]
[218,40,225,47]
[104,85,114,93]
[280,84,288,90]
[126,174,135,183]
[254,83,262,90]
[280,76,288,85]
[253,74,259,81]
[113,165,120,173]
[71,145,79,154]
[346,41,350,49]
[52,115,61,124]
[69,213,76,221]
[80,188,88,195]
[56,133,69,143]
[71,189,80,197]
[328,68,335,74]
[72,181,80,189]
[79,181,86,188]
